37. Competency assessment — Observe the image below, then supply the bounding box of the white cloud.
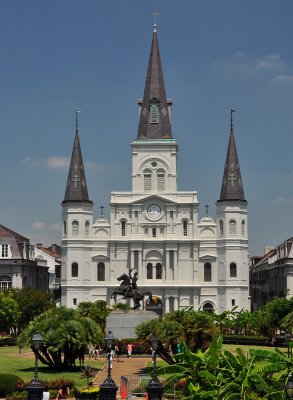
[272,74,293,84]
[225,52,285,73]
[49,223,61,231]
[85,161,104,171]
[22,156,39,168]
[276,197,293,203]
[32,221,46,229]
[47,156,70,169]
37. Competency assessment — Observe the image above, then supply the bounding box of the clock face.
[147,204,161,220]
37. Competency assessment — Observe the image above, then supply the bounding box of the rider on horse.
[124,268,138,298]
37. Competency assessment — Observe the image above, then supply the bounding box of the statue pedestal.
[106,309,158,339]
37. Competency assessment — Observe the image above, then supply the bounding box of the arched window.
[147,263,153,279]
[229,219,236,235]
[157,169,165,191]
[97,262,105,281]
[204,263,212,282]
[152,228,157,238]
[203,302,214,313]
[183,220,188,236]
[241,220,245,236]
[219,220,224,236]
[230,263,237,278]
[72,221,79,236]
[71,262,78,277]
[121,221,126,236]
[0,276,12,291]
[63,221,67,236]
[85,221,90,235]
[156,263,162,279]
[144,169,152,191]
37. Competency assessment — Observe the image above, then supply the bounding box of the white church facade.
[61,24,250,314]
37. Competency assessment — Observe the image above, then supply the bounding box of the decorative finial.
[230,108,235,130]
[150,9,160,32]
[205,204,209,216]
[100,205,104,216]
[75,109,80,132]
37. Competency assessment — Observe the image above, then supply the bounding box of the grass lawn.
[0,346,105,386]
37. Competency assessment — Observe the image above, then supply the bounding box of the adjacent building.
[61,23,250,314]
[250,238,293,310]
[0,224,49,291]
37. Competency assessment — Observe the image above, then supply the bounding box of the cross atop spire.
[205,204,209,216]
[150,9,160,32]
[75,109,80,132]
[230,108,235,130]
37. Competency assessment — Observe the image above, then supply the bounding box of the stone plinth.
[106,309,158,339]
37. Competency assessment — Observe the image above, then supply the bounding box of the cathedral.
[61,23,250,314]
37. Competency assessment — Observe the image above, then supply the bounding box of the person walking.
[42,385,50,400]
[127,342,133,358]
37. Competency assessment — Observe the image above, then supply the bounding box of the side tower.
[216,111,250,311]
[61,115,94,307]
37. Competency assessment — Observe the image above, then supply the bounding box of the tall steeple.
[218,110,246,202]
[62,111,92,204]
[137,20,172,139]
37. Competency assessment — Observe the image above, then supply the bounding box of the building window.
[156,263,162,279]
[229,219,236,235]
[204,263,212,282]
[232,299,235,307]
[1,244,8,258]
[203,302,214,313]
[71,262,78,277]
[169,297,174,312]
[73,298,77,306]
[63,221,67,236]
[152,228,157,237]
[219,220,224,236]
[72,220,79,235]
[121,221,126,236]
[183,220,188,236]
[169,250,174,269]
[241,220,245,235]
[147,263,153,279]
[150,97,160,123]
[0,275,12,291]
[97,262,105,281]
[170,211,173,219]
[157,170,165,191]
[230,263,237,278]
[144,173,152,191]
[85,221,90,235]
[55,265,61,279]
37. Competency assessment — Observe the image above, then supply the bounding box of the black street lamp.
[26,331,45,400]
[146,332,163,400]
[286,333,292,359]
[99,330,118,400]
[285,373,293,398]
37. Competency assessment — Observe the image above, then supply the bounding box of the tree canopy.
[18,306,104,369]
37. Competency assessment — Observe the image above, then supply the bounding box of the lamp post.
[286,332,292,359]
[99,330,118,400]
[285,373,293,398]
[146,332,163,400]
[26,331,45,400]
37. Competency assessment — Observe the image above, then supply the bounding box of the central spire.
[137,23,172,139]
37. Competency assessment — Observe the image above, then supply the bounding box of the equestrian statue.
[111,268,152,310]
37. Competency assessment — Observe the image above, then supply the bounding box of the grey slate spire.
[137,25,172,139]
[62,128,92,204]
[218,124,246,203]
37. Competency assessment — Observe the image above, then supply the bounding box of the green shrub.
[0,374,24,396]
[6,390,27,400]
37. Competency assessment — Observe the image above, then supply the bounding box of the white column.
[174,251,178,281]
[165,296,170,313]
[130,250,134,268]
[166,251,170,281]
[174,296,179,310]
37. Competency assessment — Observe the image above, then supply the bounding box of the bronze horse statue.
[111,272,152,310]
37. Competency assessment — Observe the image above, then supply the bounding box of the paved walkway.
[93,356,152,396]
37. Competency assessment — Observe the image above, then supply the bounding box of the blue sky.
[1,0,293,256]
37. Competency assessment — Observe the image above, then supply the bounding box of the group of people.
[42,385,70,400]
[88,343,100,361]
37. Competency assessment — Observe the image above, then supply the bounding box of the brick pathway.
[93,356,152,396]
